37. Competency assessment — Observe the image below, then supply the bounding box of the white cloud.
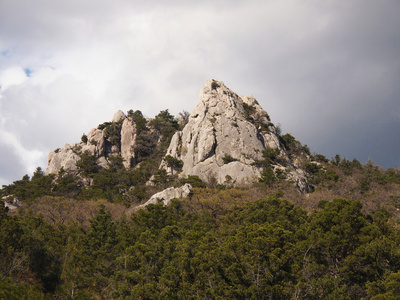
[0,0,400,186]
[0,128,44,176]
[0,66,27,90]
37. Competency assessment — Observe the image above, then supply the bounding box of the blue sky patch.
[24,68,32,77]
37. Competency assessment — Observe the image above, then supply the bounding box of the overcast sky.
[1,0,399,187]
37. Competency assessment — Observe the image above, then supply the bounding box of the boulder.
[137,184,192,209]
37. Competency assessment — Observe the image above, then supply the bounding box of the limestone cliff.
[161,79,309,192]
[120,117,138,168]
[46,110,139,175]
[45,79,310,193]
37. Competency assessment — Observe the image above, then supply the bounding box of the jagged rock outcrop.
[121,117,137,168]
[45,110,137,175]
[82,128,106,157]
[46,144,80,175]
[162,80,277,183]
[45,79,310,193]
[161,79,310,192]
[112,110,126,123]
[136,184,192,210]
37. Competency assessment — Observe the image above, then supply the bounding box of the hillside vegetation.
[1,192,400,299]
[1,85,400,299]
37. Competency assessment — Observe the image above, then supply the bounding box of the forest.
[1,109,400,299]
[2,193,400,299]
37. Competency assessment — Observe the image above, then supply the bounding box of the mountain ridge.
[2,79,399,216]
[45,79,311,194]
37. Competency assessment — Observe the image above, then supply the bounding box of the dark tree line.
[1,195,400,299]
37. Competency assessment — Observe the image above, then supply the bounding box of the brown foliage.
[23,197,127,228]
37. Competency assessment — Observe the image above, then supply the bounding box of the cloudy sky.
[1,0,399,187]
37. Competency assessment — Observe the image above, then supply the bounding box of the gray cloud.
[0,0,399,186]
[0,144,26,187]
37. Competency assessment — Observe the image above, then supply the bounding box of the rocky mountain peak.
[44,79,310,193]
[46,109,141,175]
[112,110,126,123]
[161,79,309,192]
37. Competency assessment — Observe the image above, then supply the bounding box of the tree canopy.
[1,195,400,299]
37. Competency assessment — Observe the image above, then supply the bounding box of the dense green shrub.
[149,109,179,142]
[164,155,183,173]
[81,133,88,144]
[222,154,238,164]
[97,121,111,130]
[128,109,147,134]
[281,133,296,150]
[314,153,329,163]
[0,171,55,202]
[304,162,322,175]
[152,169,170,185]
[304,162,339,186]
[242,102,256,123]
[262,147,280,163]
[180,175,207,188]
[260,165,275,184]
[53,173,81,198]
[77,151,100,176]
[134,131,157,163]
[104,121,122,148]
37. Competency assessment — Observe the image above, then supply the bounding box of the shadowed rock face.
[161,79,309,192]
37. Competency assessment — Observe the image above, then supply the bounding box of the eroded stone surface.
[137,184,192,209]
[162,80,278,184]
[161,79,309,192]
[45,80,310,193]
[121,118,137,168]
[46,111,138,175]
[46,144,80,174]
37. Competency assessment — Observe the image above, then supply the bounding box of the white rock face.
[161,79,309,192]
[138,183,192,208]
[46,110,139,175]
[44,81,310,193]
[46,144,80,175]
[162,80,281,185]
[121,117,137,168]
[81,128,105,157]
[112,110,126,123]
